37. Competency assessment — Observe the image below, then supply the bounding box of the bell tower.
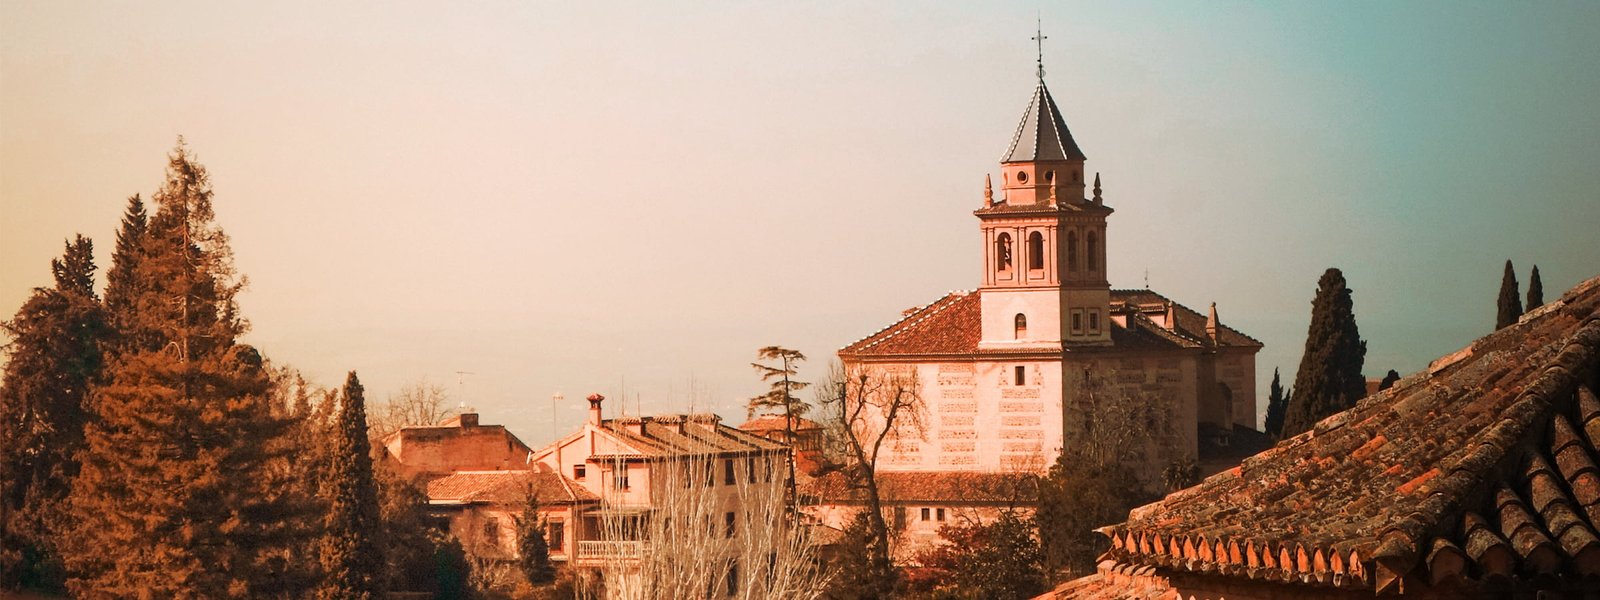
[977,62,1112,348]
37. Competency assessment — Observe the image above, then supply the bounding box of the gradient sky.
[4,2,1599,447]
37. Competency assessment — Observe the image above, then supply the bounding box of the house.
[1049,274,1600,599]
[800,470,1038,562]
[526,394,791,567]
[738,414,827,475]
[377,411,591,566]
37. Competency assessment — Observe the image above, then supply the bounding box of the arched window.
[995,233,1013,271]
[1066,231,1078,272]
[1027,232,1044,270]
[1087,231,1099,272]
[1014,313,1027,339]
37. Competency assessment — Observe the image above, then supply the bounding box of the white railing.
[576,540,648,560]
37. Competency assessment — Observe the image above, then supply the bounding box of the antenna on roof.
[1032,14,1048,79]
[1144,268,1150,289]
[454,370,475,411]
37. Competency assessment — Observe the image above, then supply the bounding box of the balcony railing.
[576,540,648,560]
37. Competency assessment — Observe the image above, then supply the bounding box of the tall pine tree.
[317,372,383,600]
[62,141,306,597]
[516,492,554,586]
[1283,268,1367,436]
[102,195,148,350]
[1527,265,1545,311]
[0,236,108,591]
[1263,368,1288,437]
[1496,260,1523,330]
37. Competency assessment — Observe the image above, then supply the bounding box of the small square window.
[920,507,931,521]
[573,464,586,480]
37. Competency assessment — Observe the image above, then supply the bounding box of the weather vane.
[1032,16,1048,79]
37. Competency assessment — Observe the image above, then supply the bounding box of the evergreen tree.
[103,195,148,349]
[61,142,305,597]
[0,236,108,592]
[823,511,898,600]
[317,371,383,600]
[516,491,555,586]
[1379,369,1401,391]
[1283,268,1367,436]
[1527,265,1545,311]
[1496,260,1523,330]
[912,511,1046,600]
[1263,368,1288,437]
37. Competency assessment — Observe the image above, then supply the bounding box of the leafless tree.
[368,378,454,441]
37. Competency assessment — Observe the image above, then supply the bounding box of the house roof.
[425,470,598,506]
[1094,274,1600,594]
[801,470,1038,505]
[838,289,1260,358]
[534,414,790,463]
[1002,78,1086,163]
[738,414,825,434]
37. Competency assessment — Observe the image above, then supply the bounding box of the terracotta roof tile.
[1094,274,1600,593]
[589,414,789,459]
[426,470,598,505]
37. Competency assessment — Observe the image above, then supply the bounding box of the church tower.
[976,69,1113,349]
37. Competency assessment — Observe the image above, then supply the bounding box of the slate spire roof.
[1001,77,1087,163]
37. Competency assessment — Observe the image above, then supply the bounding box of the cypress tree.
[1527,265,1545,311]
[0,236,108,592]
[516,491,554,585]
[1379,369,1401,391]
[61,141,304,597]
[1496,260,1522,330]
[1263,368,1287,437]
[317,371,383,600]
[1283,268,1367,436]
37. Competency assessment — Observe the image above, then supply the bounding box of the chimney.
[586,393,604,426]
[1206,302,1220,341]
[459,412,479,428]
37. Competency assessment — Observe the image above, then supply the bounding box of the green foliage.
[910,511,1046,600]
[1379,369,1401,391]
[823,511,898,600]
[1283,268,1367,437]
[1035,454,1152,579]
[749,346,811,419]
[1497,259,1523,330]
[316,372,384,600]
[1263,368,1287,437]
[60,142,308,598]
[0,236,108,592]
[516,492,555,586]
[1527,265,1545,310]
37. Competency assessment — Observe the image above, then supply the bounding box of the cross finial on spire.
[1033,17,1047,79]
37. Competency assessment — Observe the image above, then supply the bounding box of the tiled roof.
[591,414,790,459]
[840,292,982,356]
[801,470,1038,505]
[1002,78,1087,163]
[839,289,1259,358]
[1096,275,1600,594]
[425,470,598,505]
[738,415,824,434]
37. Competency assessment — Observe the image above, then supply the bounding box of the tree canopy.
[1283,268,1367,437]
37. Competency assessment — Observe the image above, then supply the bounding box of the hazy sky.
[4,2,1598,447]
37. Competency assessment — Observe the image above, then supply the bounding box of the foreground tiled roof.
[839,289,1259,357]
[802,470,1038,505]
[426,470,598,505]
[1096,275,1600,594]
[590,414,789,459]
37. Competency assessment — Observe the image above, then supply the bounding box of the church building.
[837,66,1264,482]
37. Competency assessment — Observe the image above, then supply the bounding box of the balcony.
[576,540,648,560]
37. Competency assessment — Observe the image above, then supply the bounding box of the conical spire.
[1206,302,1220,341]
[1001,78,1087,163]
[1092,172,1103,204]
[983,174,994,207]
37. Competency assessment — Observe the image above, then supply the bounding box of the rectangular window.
[573,464,586,480]
[765,457,774,482]
[483,517,500,545]
[706,460,716,487]
[747,457,757,484]
[724,459,736,485]
[893,506,906,531]
[920,507,931,521]
[548,520,565,553]
[1014,366,1026,386]
[1071,310,1084,334]
[613,464,630,490]
[936,508,946,522]
[726,560,739,596]
[1089,310,1100,333]
[725,511,736,539]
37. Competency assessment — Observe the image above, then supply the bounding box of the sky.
[4,1,1599,448]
